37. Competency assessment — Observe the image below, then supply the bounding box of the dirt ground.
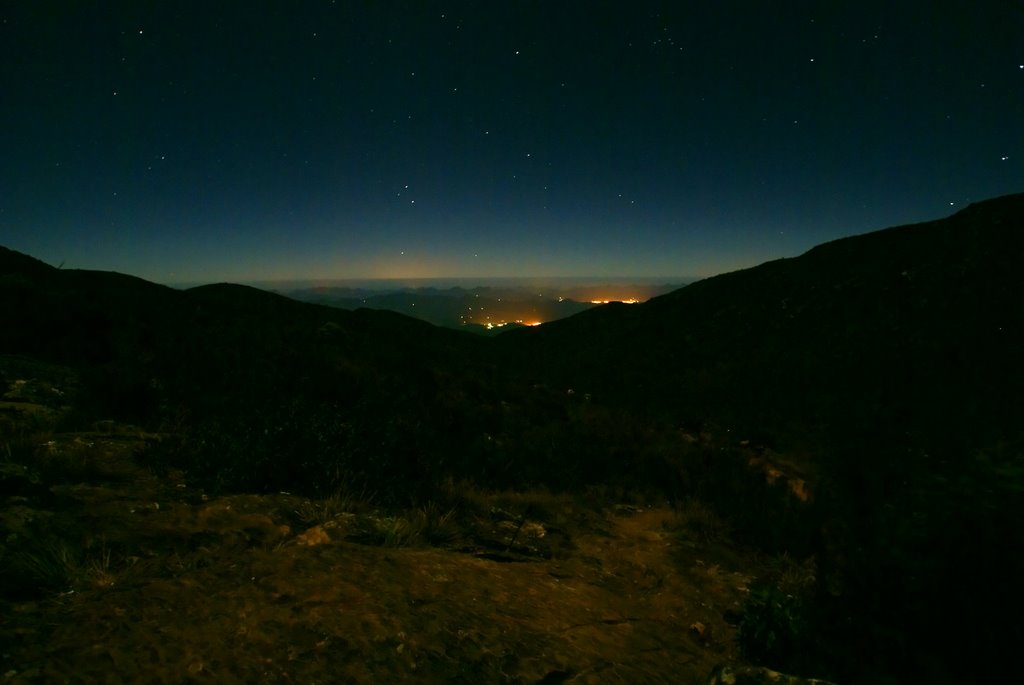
[1,428,754,684]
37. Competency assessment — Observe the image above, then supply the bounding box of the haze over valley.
[277,278,689,331]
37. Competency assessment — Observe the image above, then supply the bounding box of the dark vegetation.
[2,192,1023,683]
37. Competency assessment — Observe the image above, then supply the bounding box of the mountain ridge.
[3,192,1022,455]
[500,192,1024,452]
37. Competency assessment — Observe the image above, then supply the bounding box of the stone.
[706,664,836,685]
[295,526,330,546]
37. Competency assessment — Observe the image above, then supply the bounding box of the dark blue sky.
[2,1,1021,283]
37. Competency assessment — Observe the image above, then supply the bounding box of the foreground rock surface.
[0,432,762,684]
[707,664,837,684]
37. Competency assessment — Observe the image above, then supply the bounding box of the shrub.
[737,582,808,671]
[1,536,80,599]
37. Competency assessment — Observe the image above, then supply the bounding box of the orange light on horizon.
[590,298,641,304]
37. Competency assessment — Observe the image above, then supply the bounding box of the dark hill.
[501,192,1024,456]
[0,245,57,276]
[1,254,184,367]
[1,249,485,381]
[0,250,493,497]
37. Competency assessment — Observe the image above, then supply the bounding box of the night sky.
[2,2,1021,284]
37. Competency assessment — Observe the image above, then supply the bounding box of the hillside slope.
[493,193,1024,682]
[501,193,1024,454]
[0,250,498,499]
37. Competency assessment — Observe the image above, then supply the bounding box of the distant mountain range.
[278,280,688,333]
[3,193,1022,456]
[3,193,1021,454]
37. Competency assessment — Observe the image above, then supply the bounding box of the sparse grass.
[0,432,44,465]
[429,477,488,517]
[1,433,115,485]
[376,515,425,547]
[418,501,462,546]
[737,582,809,671]
[294,495,348,526]
[673,498,732,544]
[1,530,143,598]
[737,552,818,672]
[164,550,211,576]
[294,483,377,525]
[355,505,462,549]
[0,403,61,439]
[486,488,564,522]
[571,483,664,516]
[2,536,80,598]
[34,437,105,483]
[758,552,816,597]
[84,545,117,589]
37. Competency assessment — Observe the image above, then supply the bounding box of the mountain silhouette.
[4,193,1022,460]
[0,249,488,432]
[500,192,1024,457]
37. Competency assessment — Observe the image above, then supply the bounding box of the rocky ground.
[1,396,759,683]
